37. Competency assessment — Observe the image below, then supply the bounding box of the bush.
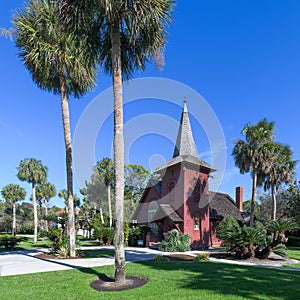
[93,226,114,245]
[194,253,210,262]
[286,236,300,247]
[0,235,26,251]
[152,255,170,262]
[159,229,191,252]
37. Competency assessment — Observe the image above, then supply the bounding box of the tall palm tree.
[1,184,26,236]
[263,143,296,221]
[17,158,48,244]
[98,0,173,283]
[36,181,56,231]
[232,118,275,226]
[94,158,114,227]
[13,0,99,257]
[59,0,173,281]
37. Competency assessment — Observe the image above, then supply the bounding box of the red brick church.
[133,100,245,249]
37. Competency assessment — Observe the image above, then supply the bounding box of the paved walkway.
[1,247,299,276]
[0,247,161,276]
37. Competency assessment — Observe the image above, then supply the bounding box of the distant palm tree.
[13,0,98,257]
[1,184,26,236]
[94,158,114,227]
[36,182,56,231]
[17,158,48,244]
[263,143,296,221]
[232,118,275,226]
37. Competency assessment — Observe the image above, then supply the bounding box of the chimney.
[235,186,243,211]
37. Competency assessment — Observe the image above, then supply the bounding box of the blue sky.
[1,1,300,208]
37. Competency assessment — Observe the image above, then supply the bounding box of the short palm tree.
[263,143,296,221]
[17,158,48,244]
[232,118,275,226]
[36,181,56,231]
[13,0,98,256]
[94,158,114,227]
[1,184,26,236]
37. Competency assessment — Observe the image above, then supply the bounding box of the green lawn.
[82,249,114,258]
[285,248,300,268]
[0,261,299,300]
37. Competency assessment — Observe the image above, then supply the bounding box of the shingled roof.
[152,204,183,223]
[209,191,244,222]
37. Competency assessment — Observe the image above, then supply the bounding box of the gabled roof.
[209,191,244,222]
[152,204,183,223]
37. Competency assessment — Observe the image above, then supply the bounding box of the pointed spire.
[173,99,198,158]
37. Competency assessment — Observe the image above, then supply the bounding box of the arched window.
[194,214,200,230]
[148,201,158,233]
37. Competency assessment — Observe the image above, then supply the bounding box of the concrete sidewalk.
[0,247,161,276]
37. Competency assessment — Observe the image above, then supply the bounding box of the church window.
[194,215,200,230]
[148,201,158,233]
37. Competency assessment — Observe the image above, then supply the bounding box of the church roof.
[156,100,215,172]
[209,191,244,222]
[152,204,183,223]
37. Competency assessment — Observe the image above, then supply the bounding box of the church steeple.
[173,99,198,158]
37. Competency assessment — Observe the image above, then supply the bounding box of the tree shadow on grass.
[135,260,300,300]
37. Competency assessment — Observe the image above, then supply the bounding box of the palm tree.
[59,0,173,281]
[94,158,114,227]
[13,0,98,257]
[1,184,26,236]
[36,182,56,231]
[97,0,173,283]
[263,143,296,221]
[17,158,48,244]
[232,119,275,226]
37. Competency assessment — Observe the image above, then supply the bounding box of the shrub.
[159,229,191,252]
[194,252,210,262]
[287,236,300,247]
[152,255,170,262]
[0,235,26,251]
[93,226,114,245]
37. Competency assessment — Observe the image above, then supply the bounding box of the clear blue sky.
[1,1,300,208]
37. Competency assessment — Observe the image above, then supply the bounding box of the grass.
[0,261,299,300]
[82,249,114,258]
[285,248,300,268]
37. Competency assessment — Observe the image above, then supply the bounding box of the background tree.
[262,143,296,221]
[1,184,26,236]
[13,0,99,257]
[94,158,114,227]
[232,118,275,226]
[36,182,56,231]
[17,158,48,244]
[124,164,151,221]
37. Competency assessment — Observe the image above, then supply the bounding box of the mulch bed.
[164,254,195,261]
[90,275,148,292]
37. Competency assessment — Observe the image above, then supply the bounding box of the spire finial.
[183,97,188,113]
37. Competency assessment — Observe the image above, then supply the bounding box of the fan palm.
[17,158,48,244]
[36,181,56,231]
[1,184,26,236]
[232,118,275,226]
[13,0,99,257]
[57,0,173,280]
[94,158,114,227]
[263,143,296,221]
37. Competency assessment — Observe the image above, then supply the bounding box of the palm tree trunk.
[111,23,126,283]
[60,75,76,258]
[271,183,277,221]
[108,184,112,227]
[12,202,16,237]
[99,206,105,224]
[32,183,38,244]
[250,170,257,227]
[45,199,49,232]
